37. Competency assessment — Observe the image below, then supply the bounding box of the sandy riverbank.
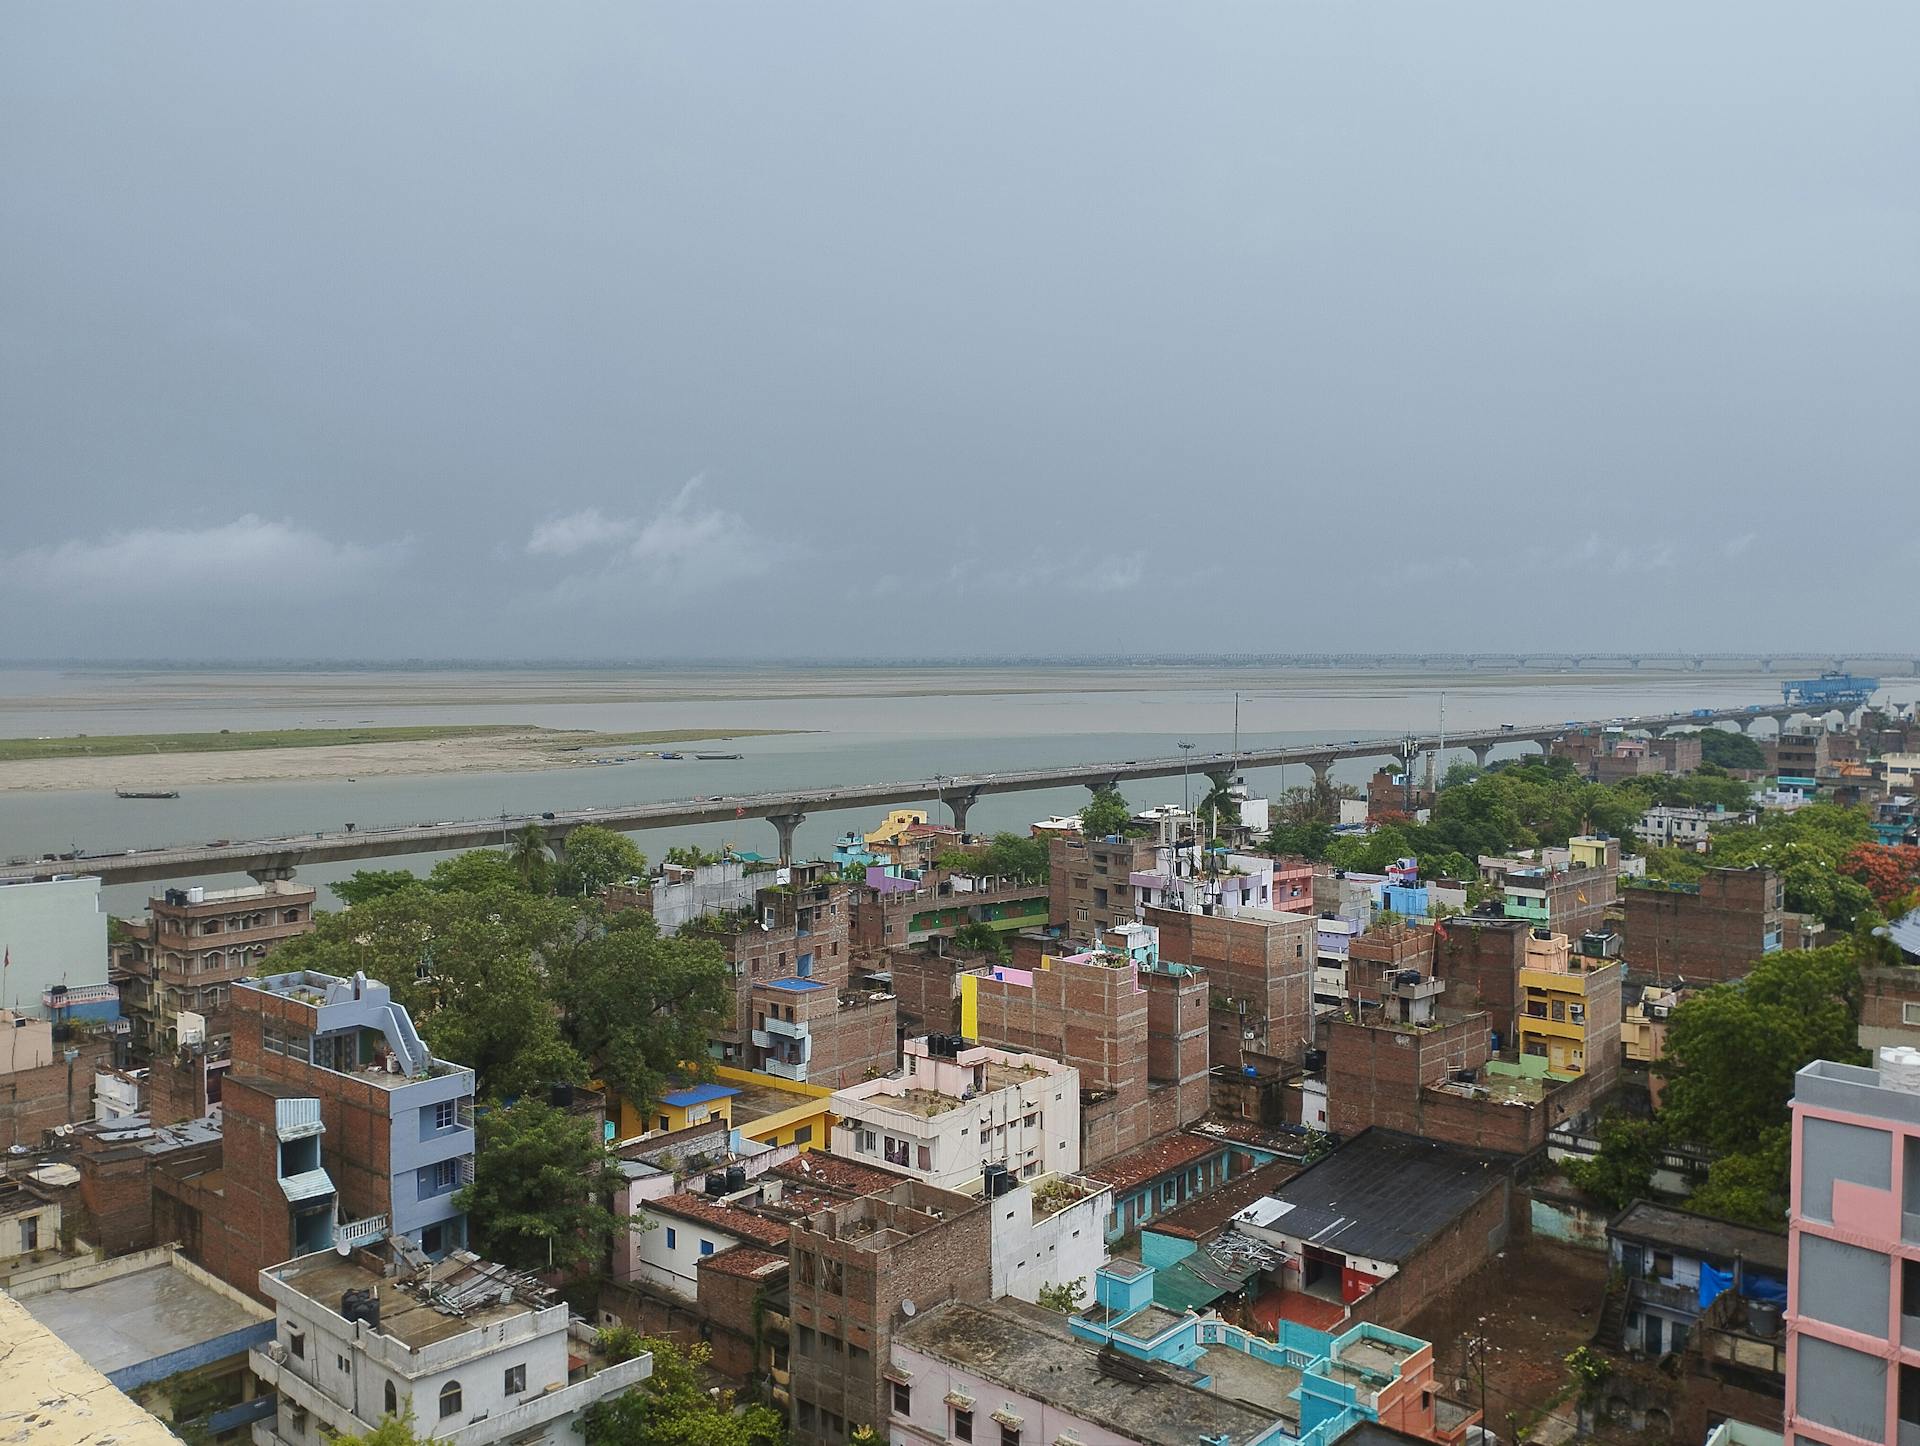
[0,730,772,793]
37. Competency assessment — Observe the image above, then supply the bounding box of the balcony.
[761,1014,809,1040]
[1630,1277,1699,1315]
[335,1213,390,1248]
[764,1057,809,1083]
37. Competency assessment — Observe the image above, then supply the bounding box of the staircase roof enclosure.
[236,969,469,1088]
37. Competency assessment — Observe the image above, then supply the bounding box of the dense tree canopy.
[1645,803,1878,927]
[581,1336,786,1446]
[1696,728,1767,772]
[1079,786,1134,840]
[937,832,1051,883]
[456,1099,629,1272]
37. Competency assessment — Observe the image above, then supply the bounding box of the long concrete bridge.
[5,701,1820,888]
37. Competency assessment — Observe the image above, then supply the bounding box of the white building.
[1313,916,1358,1012]
[1128,847,1275,917]
[1637,804,1723,851]
[829,1037,1080,1192]
[978,1170,1110,1305]
[250,1245,650,1446]
[0,876,110,1018]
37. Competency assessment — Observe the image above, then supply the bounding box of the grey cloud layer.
[3,2,1916,658]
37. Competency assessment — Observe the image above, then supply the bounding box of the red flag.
[736,806,746,818]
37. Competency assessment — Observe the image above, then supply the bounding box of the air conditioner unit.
[266,1341,289,1364]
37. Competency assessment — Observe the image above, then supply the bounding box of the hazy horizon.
[6,3,1917,660]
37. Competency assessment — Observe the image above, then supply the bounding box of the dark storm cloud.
[4,2,1916,658]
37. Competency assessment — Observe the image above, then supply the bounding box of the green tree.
[332,869,423,907]
[664,844,723,869]
[1037,1277,1087,1313]
[979,832,1050,883]
[553,912,734,1113]
[267,884,585,1101]
[953,921,1009,960]
[1199,776,1240,837]
[557,826,648,897]
[1564,1115,1664,1210]
[1697,728,1766,771]
[456,1099,629,1273]
[1079,787,1133,840]
[427,849,525,895]
[580,1336,786,1446]
[508,823,554,891]
[1686,1125,1792,1228]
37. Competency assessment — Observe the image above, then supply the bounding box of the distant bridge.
[1099,652,1920,675]
[5,700,1834,888]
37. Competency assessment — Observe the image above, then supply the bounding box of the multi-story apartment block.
[1638,804,1728,851]
[957,927,1209,1165]
[847,867,1049,955]
[1773,729,1831,786]
[1127,846,1276,916]
[829,1036,1080,1191]
[747,975,897,1088]
[1622,865,1787,983]
[788,1180,992,1446]
[115,881,315,1058]
[1514,928,1621,1090]
[1147,904,1317,1072]
[250,1242,652,1446]
[1500,835,1617,937]
[1049,834,1159,933]
[221,969,475,1285]
[1786,1052,1920,1446]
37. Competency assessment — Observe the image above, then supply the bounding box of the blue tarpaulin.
[1697,1263,1788,1310]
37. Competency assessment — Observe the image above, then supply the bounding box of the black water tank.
[548,1082,575,1108]
[341,1288,380,1329]
[705,1171,728,1196]
[725,1165,747,1192]
[1303,1049,1327,1072]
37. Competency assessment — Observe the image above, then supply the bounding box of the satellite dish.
[336,1237,352,1256]
[902,1299,917,1317]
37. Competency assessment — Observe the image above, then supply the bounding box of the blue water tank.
[1490,1031,1502,1053]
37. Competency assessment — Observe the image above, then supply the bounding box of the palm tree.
[508,823,551,887]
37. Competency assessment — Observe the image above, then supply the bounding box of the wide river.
[4,664,1909,914]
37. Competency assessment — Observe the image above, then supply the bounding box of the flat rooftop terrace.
[22,1261,264,1377]
[270,1251,537,1351]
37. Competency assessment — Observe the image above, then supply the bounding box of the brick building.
[76,967,476,1304]
[1346,920,1436,1006]
[747,976,897,1088]
[0,1010,113,1152]
[787,1180,992,1446]
[1500,835,1618,937]
[1432,914,1531,1041]
[1048,834,1158,933]
[957,932,1209,1165]
[847,868,1048,955]
[114,881,316,1059]
[1621,865,1788,983]
[1147,904,1317,1071]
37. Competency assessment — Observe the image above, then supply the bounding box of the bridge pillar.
[950,789,981,834]
[768,812,806,864]
[1087,778,1121,797]
[247,863,298,885]
[1761,658,1774,674]
[1469,744,1493,771]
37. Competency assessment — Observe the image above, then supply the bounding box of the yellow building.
[1515,929,1615,1076]
[614,1082,738,1141]
[864,809,929,847]
[712,1064,837,1152]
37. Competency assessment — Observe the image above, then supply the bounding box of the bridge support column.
[950,789,981,834]
[247,864,298,885]
[768,812,806,864]
[1469,744,1493,771]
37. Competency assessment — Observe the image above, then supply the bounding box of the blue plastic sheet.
[1697,1262,1787,1310]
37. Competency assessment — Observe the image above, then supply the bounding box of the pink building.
[1787,1054,1920,1445]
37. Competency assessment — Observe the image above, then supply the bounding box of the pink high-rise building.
[1788,1054,1920,1445]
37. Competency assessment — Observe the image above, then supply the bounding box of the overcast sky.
[4,4,1917,661]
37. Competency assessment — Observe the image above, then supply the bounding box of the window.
[421,1224,444,1256]
[1652,1251,1674,1279]
[1000,1426,1020,1446]
[288,1329,305,1359]
[955,1409,974,1442]
[858,1129,877,1154]
[432,1159,459,1192]
[338,1354,350,1372]
[439,1382,462,1419]
[666,1228,677,1250]
[658,1116,670,1132]
[504,1364,526,1395]
[385,1382,398,1415]
[701,1240,715,1255]
[21,1216,38,1252]
[1904,1002,1920,1027]
[850,1342,869,1364]
[434,1099,456,1130]
[799,1403,816,1430]
[892,1383,912,1415]
[794,1124,813,1144]
[918,1144,932,1171]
